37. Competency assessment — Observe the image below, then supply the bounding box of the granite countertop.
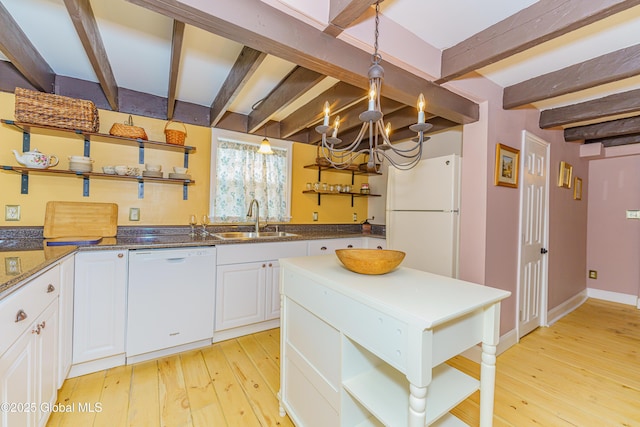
[0,224,385,300]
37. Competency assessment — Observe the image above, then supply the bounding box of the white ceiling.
[2,0,640,127]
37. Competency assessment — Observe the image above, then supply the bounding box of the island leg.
[408,383,427,427]
[479,303,501,427]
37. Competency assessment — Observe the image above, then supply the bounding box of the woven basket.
[109,115,148,140]
[14,87,100,132]
[165,120,187,145]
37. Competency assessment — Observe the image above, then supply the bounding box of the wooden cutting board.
[44,201,118,238]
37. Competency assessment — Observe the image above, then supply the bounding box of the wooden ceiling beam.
[126,0,478,125]
[167,20,185,120]
[586,133,640,147]
[324,0,376,37]
[0,2,55,92]
[505,44,640,109]
[63,0,119,111]
[209,46,266,127]
[439,0,640,83]
[564,116,640,141]
[540,88,640,129]
[247,66,325,133]
[280,81,366,138]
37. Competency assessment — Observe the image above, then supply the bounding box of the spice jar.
[360,183,370,194]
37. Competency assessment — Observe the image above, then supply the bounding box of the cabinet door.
[265,261,281,320]
[0,322,36,427]
[215,262,266,331]
[57,255,74,388]
[73,251,127,364]
[36,301,58,427]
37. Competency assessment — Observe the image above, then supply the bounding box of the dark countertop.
[0,225,385,301]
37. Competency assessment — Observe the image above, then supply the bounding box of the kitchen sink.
[212,231,298,240]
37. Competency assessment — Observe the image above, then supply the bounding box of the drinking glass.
[201,214,210,235]
[189,214,197,236]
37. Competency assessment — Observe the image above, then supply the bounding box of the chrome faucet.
[247,199,260,234]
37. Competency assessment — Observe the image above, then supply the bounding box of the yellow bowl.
[335,249,406,275]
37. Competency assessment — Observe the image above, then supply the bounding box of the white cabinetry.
[71,250,127,377]
[0,266,60,427]
[279,255,510,427]
[307,237,364,255]
[57,255,74,388]
[215,241,307,341]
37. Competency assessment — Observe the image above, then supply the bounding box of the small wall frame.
[494,143,520,188]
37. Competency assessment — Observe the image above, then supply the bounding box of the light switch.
[312,212,318,221]
[626,210,640,219]
[129,208,140,221]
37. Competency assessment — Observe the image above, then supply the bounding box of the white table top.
[280,254,511,329]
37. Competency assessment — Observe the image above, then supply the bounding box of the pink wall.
[449,74,589,334]
[587,154,640,297]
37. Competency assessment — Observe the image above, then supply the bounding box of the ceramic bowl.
[102,165,116,174]
[114,165,128,175]
[335,249,405,275]
[173,166,188,174]
[145,163,162,172]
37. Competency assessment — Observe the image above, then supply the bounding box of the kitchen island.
[279,255,511,427]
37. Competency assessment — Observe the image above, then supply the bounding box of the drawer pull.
[320,246,327,251]
[268,263,273,267]
[47,284,55,293]
[262,264,266,268]
[117,253,124,258]
[15,309,28,323]
[32,325,41,335]
[377,246,383,250]
[347,244,353,248]
[39,321,46,329]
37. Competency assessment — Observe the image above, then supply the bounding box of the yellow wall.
[0,91,368,227]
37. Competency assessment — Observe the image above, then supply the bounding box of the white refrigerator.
[386,154,461,277]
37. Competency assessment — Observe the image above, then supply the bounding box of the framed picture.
[494,143,520,188]
[558,161,573,188]
[574,177,582,200]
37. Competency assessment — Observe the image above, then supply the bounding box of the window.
[210,129,292,223]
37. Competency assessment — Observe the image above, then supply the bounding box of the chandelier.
[316,1,432,171]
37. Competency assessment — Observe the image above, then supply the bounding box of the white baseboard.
[587,288,639,307]
[547,290,588,326]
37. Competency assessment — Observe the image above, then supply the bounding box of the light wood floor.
[46,298,640,427]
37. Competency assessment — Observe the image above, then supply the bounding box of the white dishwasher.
[127,247,216,360]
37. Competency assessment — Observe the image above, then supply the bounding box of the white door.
[517,131,549,338]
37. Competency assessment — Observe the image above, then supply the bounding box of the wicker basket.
[109,115,148,140]
[14,87,100,132]
[165,120,187,145]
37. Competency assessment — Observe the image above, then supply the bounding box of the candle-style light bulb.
[332,115,340,138]
[323,101,330,126]
[385,122,391,138]
[368,83,376,111]
[417,93,426,123]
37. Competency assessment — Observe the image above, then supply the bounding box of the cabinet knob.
[117,253,124,258]
[262,264,266,268]
[377,246,383,250]
[15,309,28,323]
[47,284,55,293]
[320,246,327,251]
[347,244,353,248]
[268,263,273,267]
[32,325,41,335]
[39,321,46,330]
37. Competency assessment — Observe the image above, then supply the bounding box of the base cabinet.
[71,250,127,377]
[57,255,74,388]
[0,264,60,427]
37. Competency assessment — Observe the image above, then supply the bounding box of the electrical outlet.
[588,270,598,279]
[129,208,140,221]
[353,212,357,222]
[626,210,640,219]
[312,212,318,221]
[5,205,21,221]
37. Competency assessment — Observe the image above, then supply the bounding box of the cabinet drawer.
[307,238,364,256]
[0,265,60,356]
[217,241,308,265]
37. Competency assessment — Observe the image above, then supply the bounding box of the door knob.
[540,248,548,254]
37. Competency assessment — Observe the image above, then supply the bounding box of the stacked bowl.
[68,155,93,172]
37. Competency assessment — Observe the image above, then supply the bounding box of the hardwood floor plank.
[201,344,261,427]
[157,356,192,427]
[45,298,640,427]
[219,339,293,427]
[237,334,281,395]
[128,360,160,427]
[93,365,132,427]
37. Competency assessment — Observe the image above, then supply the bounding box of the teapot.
[13,149,59,169]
